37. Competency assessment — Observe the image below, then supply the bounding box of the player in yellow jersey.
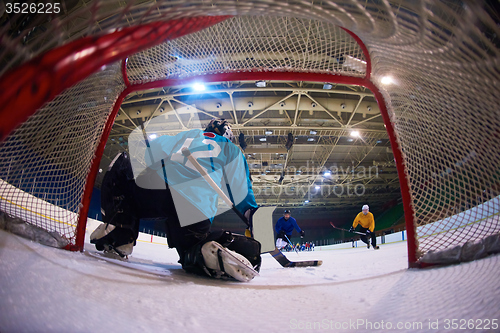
[349,204,379,249]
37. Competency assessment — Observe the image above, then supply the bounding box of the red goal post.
[0,1,498,268]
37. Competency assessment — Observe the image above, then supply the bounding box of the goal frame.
[0,16,431,267]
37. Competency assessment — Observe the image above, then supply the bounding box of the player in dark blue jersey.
[275,209,305,249]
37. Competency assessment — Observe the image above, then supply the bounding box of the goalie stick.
[182,147,322,268]
[330,222,366,235]
[268,248,322,267]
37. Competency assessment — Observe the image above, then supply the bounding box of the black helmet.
[205,118,234,141]
[284,209,291,214]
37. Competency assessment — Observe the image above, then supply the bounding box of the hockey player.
[275,209,305,249]
[91,119,261,282]
[349,204,379,249]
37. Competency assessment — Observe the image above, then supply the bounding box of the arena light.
[323,170,331,177]
[192,83,206,91]
[323,83,332,90]
[381,75,395,85]
[350,130,360,138]
[148,133,157,140]
[255,80,266,88]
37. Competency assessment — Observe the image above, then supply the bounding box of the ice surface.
[0,228,499,333]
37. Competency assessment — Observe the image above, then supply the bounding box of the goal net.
[0,0,498,266]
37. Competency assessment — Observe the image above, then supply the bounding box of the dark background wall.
[88,187,403,244]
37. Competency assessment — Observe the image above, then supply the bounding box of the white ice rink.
[0,225,499,333]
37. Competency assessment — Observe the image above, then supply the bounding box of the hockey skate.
[275,237,288,250]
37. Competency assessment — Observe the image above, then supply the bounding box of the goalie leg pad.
[225,233,261,272]
[181,230,262,281]
[201,241,258,282]
[100,152,138,230]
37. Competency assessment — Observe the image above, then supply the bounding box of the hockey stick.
[330,222,366,235]
[284,234,300,255]
[275,232,323,267]
[268,248,322,267]
[181,147,322,267]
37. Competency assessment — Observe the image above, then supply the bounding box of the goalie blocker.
[91,152,262,281]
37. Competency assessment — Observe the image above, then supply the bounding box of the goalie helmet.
[205,118,234,141]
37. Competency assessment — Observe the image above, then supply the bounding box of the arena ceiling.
[97,79,402,214]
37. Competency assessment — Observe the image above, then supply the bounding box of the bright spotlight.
[381,76,395,85]
[192,83,206,91]
[350,130,360,138]
[255,80,266,88]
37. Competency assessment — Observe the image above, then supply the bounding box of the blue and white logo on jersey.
[128,113,256,227]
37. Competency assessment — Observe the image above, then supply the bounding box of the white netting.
[126,16,366,82]
[366,2,500,255]
[0,1,498,260]
[0,64,124,243]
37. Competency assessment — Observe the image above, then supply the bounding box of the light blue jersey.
[142,129,257,226]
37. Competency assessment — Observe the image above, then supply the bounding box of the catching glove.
[366,230,371,236]
[300,230,305,238]
[278,230,286,240]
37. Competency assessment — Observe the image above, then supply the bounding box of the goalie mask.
[205,118,234,141]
